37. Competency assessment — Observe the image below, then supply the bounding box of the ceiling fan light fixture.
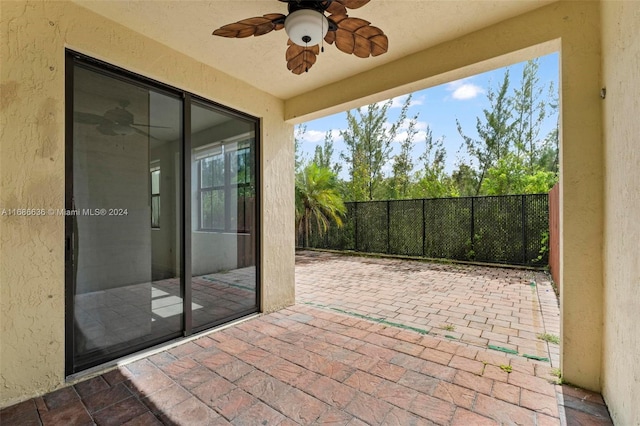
[284,9,328,47]
[111,124,135,136]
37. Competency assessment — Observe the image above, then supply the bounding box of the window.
[150,166,160,228]
[197,139,253,233]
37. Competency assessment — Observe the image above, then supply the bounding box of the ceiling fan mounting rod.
[287,0,332,14]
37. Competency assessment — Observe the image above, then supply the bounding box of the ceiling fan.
[74,101,168,138]
[212,0,388,75]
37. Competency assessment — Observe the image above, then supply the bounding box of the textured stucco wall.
[600,1,640,424]
[0,0,294,406]
[286,1,604,392]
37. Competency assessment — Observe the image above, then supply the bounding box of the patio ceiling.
[72,0,554,100]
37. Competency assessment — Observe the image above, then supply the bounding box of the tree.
[451,163,478,197]
[313,131,342,176]
[390,115,418,199]
[294,124,307,173]
[457,71,515,195]
[481,154,557,195]
[412,126,456,198]
[512,59,548,171]
[537,84,559,173]
[340,96,411,201]
[295,163,346,247]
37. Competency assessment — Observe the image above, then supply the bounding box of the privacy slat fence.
[298,194,549,267]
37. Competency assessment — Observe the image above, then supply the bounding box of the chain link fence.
[298,194,549,267]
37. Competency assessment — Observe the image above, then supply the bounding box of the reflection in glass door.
[66,52,259,374]
[70,63,183,372]
[190,102,258,331]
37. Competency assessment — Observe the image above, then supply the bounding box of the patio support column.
[557,2,603,392]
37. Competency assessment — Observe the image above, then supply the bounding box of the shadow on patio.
[1,252,612,425]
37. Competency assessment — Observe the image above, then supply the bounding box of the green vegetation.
[550,367,564,384]
[295,58,558,204]
[440,324,456,331]
[339,95,411,201]
[294,59,558,246]
[537,333,560,344]
[500,364,513,373]
[295,163,346,247]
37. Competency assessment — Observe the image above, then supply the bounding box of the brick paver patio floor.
[295,251,561,367]
[1,252,612,425]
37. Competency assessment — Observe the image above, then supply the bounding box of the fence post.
[470,197,475,258]
[422,198,426,257]
[522,195,527,264]
[387,200,391,254]
[354,202,358,252]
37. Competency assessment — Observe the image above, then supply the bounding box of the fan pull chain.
[305,40,309,72]
[321,14,325,53]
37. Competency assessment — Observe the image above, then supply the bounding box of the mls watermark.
[1,208,129,217]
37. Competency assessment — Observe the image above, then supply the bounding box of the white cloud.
[392,119,430,142]
[446,79,484,100]
[393,130,429,143]
[415,121,429,131]
[299,129,342,144]
[376,94,424,109]
[304,130,326,143]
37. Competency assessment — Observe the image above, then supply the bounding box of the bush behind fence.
[298,194,549,267]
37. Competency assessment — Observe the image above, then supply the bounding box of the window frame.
[150,165,161,229]
[196,140,254,234]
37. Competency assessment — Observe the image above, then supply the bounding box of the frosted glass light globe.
[285,9,329,47]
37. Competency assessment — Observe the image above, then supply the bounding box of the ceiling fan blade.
[131,123,171,129]
[212,14,285,38]
[132,127,161,141]
[354,24,388,57]
[74,111,109,125]
[334,16,388,58]
[325,1,347,15]
[286,40,319,75]
[324,30,336,45]
[336,0,370,9]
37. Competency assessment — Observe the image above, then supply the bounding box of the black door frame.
[64,50,261,375]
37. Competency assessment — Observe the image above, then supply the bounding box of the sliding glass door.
[66,52,258,374]
[190,102,258,331]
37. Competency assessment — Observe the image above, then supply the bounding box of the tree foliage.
[313,131,342,176]
[457,71,515,195]
[456,59,559,195]
[513,60,548,170]
[340,97,410,201]
[294,124,307,173]
[389,114,418,199]
[412,127,457,198]
[295,163,346,247]
[294,58,559,204]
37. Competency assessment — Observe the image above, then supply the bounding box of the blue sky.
[296,52,559,178]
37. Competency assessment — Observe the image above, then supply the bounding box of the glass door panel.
[190,102,258,330]
[67,52,260,374]
[71,64,182,371]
